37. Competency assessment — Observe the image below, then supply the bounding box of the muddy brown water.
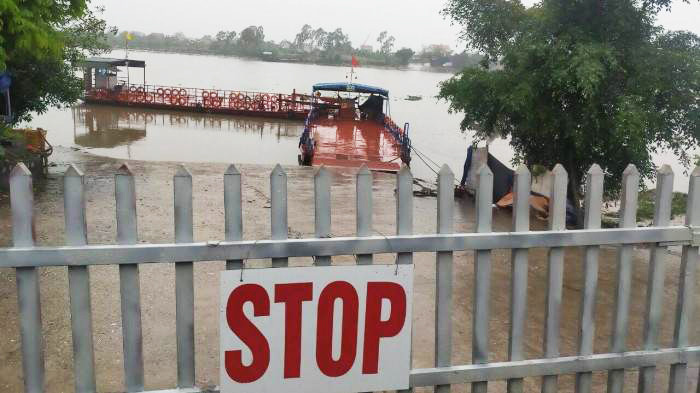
[24,50,696,192]
[0,147,697,392]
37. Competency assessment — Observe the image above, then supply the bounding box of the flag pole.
[125,32,130,89]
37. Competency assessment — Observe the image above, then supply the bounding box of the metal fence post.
[639,165,673,393]
[397,165,413,393]
[507,165,531,393]
[314,166,331,266]
[271,164,288,267]
[396,165,413,266]
[542,164,568,393]
[607,164,640,393]
[356,165,373,265]
[10,163,44,393]
[224,164,244,270]
[473,164,493,393]
[3,161,699,393]
[64,164,97,393]
[668,166,699,393]
[174,165,195,388]
[435,165,454,393]
[115,163,144,392]
[575,164,604,393]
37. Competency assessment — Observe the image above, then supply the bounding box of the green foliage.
[439,0,700,214]
[0,124,19,160]
[531,164,547,178]
[109,25,481,70]
[418,44,456,67]
[377,31,396,59]
[394,48,415,66]
[238,25,265,54]
[1,1,113,123]
[636,190,687,221]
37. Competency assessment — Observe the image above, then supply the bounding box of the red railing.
[85,84,313,115]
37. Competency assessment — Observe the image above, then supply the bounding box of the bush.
[637,190,687,221]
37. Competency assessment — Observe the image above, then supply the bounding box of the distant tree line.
[106,25,482,71]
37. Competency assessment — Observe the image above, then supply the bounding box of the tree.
[449,51,482,70]
[294,24,313,51]
[377,31,396,56]
[439,0,700,223]
[213,30,237,53]
[1,2,114,123]
[420,44,453,66]
[239,25,264,52]
[323,28,351,52]
[312,28,328,51]
[394,47,415,66]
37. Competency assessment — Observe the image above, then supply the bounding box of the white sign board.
[220,264,413,393]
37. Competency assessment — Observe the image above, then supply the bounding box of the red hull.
[84,98,309,120]
[84,85,311,120]
[308,118,403,172]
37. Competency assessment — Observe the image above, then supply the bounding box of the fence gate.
[0,161,698,393]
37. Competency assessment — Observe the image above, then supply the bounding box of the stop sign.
[220,264,414,393]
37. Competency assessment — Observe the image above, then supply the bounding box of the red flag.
[351,55,360,68]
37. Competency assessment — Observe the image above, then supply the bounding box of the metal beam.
[410,347,700,387]
[0,226,694,268]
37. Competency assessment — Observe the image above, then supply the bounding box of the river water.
[26,50,693,191]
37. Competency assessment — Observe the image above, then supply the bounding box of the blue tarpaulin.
[313,82,389,97]
[0,72,11,91]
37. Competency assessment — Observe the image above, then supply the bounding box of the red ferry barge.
[299,82,411,172]
[80,57,312,120]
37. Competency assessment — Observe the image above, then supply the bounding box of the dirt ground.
[0,147,698,393]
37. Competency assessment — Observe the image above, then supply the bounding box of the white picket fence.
[0,161,698,393]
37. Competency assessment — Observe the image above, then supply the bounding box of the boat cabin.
[311,82,389,121]
[81,57,146,94]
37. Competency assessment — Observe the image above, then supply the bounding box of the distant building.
[360,44,373,53]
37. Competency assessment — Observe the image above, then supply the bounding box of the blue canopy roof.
[313,82,389,97]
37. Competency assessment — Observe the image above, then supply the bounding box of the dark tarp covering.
[313,82,389,97]
[461,146,578,226]
[359,94,385,119]
[486,152,515,203]
[460,146,514,203]
[0,72,11,91]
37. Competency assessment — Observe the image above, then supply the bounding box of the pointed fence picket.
[435,165,454,393]
[115,163,144,392]
[507,164,531,393]
[1,160,699,393]
[607,164,641,393]
[64,164,96,393]
[174,165,195,389]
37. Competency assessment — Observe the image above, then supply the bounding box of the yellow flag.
[125,32,133,41]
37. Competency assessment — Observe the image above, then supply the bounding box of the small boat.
[298,82,411,172]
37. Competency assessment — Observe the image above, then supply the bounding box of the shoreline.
[112,47,459,74]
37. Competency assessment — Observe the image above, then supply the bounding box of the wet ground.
[0,147,698,392]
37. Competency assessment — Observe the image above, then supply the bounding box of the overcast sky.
[94,0,700,51]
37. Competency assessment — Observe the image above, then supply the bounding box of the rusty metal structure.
[81,57,312,120]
